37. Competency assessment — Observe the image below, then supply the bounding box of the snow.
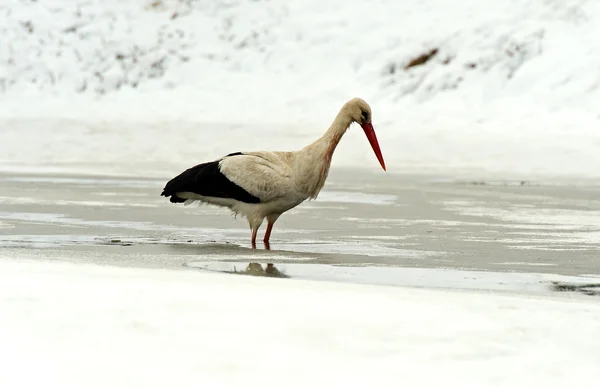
[1,258,600,387]
[1,0,600,179]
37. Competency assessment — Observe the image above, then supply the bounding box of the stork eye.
[361,111,369,121]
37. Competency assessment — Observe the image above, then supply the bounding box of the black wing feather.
[160,153,261,204]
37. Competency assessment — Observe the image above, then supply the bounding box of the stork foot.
[263,240,271,250]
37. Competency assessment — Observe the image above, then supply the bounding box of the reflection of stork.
[161,98,386,248]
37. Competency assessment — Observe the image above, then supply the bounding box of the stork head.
[344,98,386,171]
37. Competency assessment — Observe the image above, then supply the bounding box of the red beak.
[361,122,386,171]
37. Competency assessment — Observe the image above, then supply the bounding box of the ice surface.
[1,258,599,387]
[188,260,600,295]
[1,0,600,179]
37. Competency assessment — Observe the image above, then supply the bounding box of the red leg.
[263,221,274,244]
[251,228,257,249]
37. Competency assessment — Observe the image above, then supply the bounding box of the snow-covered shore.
[1,258,599,387]
[1,0,599,179]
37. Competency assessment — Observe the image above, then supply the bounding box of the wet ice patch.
[272,240,444,259]
[184,253,315,263]
[0,211,171,232]
[342,217,488,229]
[0,221,14,229]
[0,212,68,224]
[0,196,157,208]
[492,262,557,267]
[0,175,161,188]
[316,191,398,205]
[443,200,600,229]
[0,235,99,248]
[441,200,600,250]
[345,235,412,241]
[187,261,600,295]
[509,245,599,252]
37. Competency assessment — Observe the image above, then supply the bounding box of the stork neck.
[295,110,353,199]
[305,110,353,156]
[320,111,353,148]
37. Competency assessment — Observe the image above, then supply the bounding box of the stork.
[160,98,386,248]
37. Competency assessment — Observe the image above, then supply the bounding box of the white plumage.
[161,98,386,248]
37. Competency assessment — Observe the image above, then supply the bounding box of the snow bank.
[1,0,599,178]
[1,258,599,387]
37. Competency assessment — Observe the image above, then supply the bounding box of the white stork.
[161,98,386,248]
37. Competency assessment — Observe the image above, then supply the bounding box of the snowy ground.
[1,258,599,387]
[2,1,600,384]
[1,0,600,179]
